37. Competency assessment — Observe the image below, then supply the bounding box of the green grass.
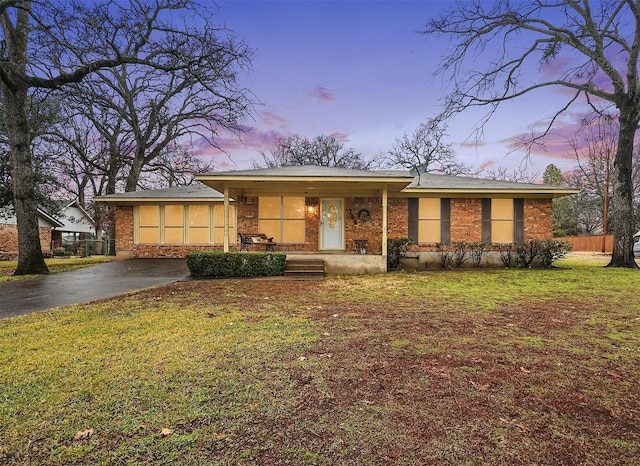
[0,256,113,283]
[1,255,639,465]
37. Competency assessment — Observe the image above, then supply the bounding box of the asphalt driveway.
[0,259,189,319]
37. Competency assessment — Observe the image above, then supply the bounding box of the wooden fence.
[558,235,613,253]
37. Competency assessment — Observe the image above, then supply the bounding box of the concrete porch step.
[284,259,325,278]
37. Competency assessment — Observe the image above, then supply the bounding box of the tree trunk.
[607,105,639,268]
[3,85,49,275]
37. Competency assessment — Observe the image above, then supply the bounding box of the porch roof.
[196,165,414,197]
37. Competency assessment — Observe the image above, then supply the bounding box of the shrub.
[452,241,471,268]
[513,239,573,268]
[495,243,515,268]
[539,239,572,268]
[516,240,542,268]
[186,251,286,278]
[387,238,412,270]
[436,243,453,269]
[469,242,487,268]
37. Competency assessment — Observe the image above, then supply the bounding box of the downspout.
[223,187,230,252]
[382,187,388,270]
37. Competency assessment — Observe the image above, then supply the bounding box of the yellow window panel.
[189,227,209,244]
[139,227,159,244]
[212,226,236,245]
[282,219,305,243]
[258,197,281,218]
[258,219,281,243]
[418,219,440,243]
[283,197,305,219]
[189,205,209,227]
[492,220,513,243]
[164,227,184,244]
[213,204,235,225]
[164,205,184,227]
[419,198,440,220]
[139,205,159,226]
[492,199,513,220]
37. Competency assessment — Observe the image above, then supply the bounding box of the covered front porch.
[197,166,414,273]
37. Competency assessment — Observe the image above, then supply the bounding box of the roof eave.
[400,188,580,198]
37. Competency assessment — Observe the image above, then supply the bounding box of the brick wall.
[450,198,483,242]
[1,224,52,256]
[524,198,553,240]
[115,206,134,252]
[0,224,19,253]
[387,197,409,239]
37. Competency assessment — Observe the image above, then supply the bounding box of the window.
[482,198,524,244]
[258,196,305,243]
[135,204,235,245]
[491,199,513,243]
[138,205,159,243]
[188,205,209,244]
[418,198,441,243]
[408,198,450,244]
[164,205,184,243]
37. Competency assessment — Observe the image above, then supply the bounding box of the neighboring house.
[98,166,578,272]
[0,206,65,258]
[50,200,98,251]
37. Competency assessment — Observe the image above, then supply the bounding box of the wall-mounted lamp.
[306,203,318,216]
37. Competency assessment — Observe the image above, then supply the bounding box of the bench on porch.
[238,232,277,252]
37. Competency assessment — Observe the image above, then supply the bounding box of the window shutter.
[440,198,451,244]
[408,198,419,243]
[514,198,524,244]
[482,199,492,244]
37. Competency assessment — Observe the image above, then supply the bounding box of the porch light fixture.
[306,203,318,216]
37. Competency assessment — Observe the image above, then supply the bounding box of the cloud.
[478,160,496,171]
[309,86,336,102]
[258,108,289,127]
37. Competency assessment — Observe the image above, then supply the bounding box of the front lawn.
[1,255,638,465]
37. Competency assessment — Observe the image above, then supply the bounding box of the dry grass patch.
[1,256,639,465]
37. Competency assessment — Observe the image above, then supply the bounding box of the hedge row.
[186,251,286,278]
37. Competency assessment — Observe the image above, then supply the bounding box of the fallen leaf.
[215,433,228,440]
[206,312,216,318]
[74,428,94,440]
[160,428,173,437]
[138,423,147,431]
[470,380,489,391]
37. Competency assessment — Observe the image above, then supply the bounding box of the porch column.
[223,187,230,252]
[382,187,388,259]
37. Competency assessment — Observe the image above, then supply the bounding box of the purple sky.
[204,0,590,178]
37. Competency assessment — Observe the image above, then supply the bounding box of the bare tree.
[137,145,215,190]
[384,118,471,175]
[425,0,640,268]
[256,134,373,169]
[0,0,254,274]
[484,166,539,184]
[65,29,251,193]
[567,113,640,236]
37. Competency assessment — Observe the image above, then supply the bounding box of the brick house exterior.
[100,166,577,272]
[0,208,64,259]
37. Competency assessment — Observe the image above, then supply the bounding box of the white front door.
[320,199,344,250]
